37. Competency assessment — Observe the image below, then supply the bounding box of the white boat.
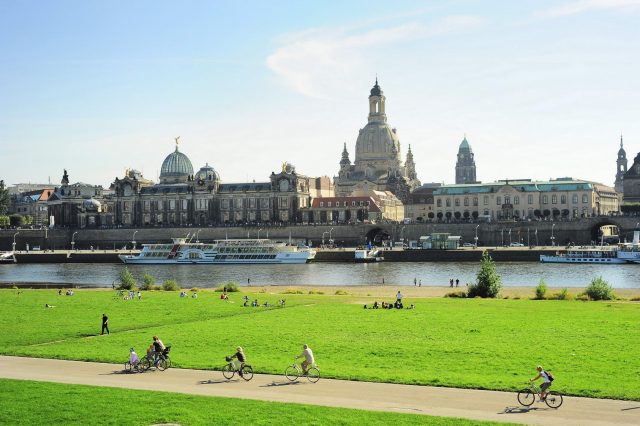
[119,238,316,264]
[355,248,384,263]
[541,230,640,264]
[0,252,15,264]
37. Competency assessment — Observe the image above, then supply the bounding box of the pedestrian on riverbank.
[450,279,454,288]
[382,277,385,285]
[419,280,422,287]
[455,278,459,287]
[414,277,417,286]
[101,313,109,335]
[247,278,251,286]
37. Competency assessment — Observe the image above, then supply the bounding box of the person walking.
[247,277,251,286]
[449,278,454,288]
[101,313,109,335]
[455,278,459,287]
[414,277,417,286]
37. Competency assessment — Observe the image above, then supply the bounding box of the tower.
[405,145,417,181]
[455,136,476,184]
[615,134,627,193]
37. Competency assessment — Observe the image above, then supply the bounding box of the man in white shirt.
[296,344,315,375]
[396,291,403,302]
[530,365,553,400]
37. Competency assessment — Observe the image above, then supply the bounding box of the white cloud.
[266,16,484,99]
[536,0,640,19]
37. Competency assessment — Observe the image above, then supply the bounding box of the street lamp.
[71,231,78,251]
[257,228,263,239]
[329,227,334,245]
[500,228,504,247]
[508,228,512,245]
[322,231,328,246]
[132,230,138,250]
[12,232,19,252]
[400,226,406,244]
[551,223,556,247]
[195,229,201,243]
[474,225,479,248]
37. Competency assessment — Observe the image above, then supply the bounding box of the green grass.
[1,289,639,400]
[0,379,510,425]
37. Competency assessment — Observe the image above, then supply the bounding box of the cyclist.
[149,335,166,363]
[296,344,314,375]
[530,365,552,401]
[227,346,247,376]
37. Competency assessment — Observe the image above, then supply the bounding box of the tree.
[24,215,33,225]
[9,214,24,227]
[0,180,9,215]
[140,272,155,290]
[118,267,136,290]
[468,251,502,298]
[0,216,9,227]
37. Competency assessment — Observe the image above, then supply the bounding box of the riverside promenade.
[0,356,637,426]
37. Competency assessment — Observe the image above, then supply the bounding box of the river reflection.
[1,262,639,288]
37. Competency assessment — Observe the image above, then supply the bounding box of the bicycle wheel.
[285,365,300,381]
[240,365,254,381]
[157,358,168,371]
[141,357,151,371]
[222,364,235,380]
[124,362,132,372]
[165,358,172,369]
[307,367,320,383]
[517,389,535,406]
[544,392,563,409]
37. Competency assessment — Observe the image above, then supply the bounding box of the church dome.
[160,146,194,179]
[195,163,220,182]
[355,121,401,163]
[459,136,472,151]
[370,79,383,96]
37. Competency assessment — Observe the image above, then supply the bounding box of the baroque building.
[455,136,477,184]
[335,79,420,203]
[623,150,640,204]
[615,135,627,193]
[47,169,110,228]
[110,140,315,226]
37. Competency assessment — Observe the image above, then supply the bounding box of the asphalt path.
[0,356,637,425]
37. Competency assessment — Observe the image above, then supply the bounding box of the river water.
[1,262,639,288]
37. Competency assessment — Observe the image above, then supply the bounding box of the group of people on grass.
[364,291,414,310]
[179,291,198,298]
[241,295,285,308]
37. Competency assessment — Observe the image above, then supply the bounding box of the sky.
[1,0,639,189]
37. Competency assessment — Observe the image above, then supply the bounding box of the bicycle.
[517,382,563,408]
[285,361,320,383]
[141,346,172,371]
[222,358,254,381]
[124,360,144,373]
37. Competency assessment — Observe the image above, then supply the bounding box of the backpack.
[545,371,554,382]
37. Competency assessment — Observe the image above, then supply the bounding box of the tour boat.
[119,238,316,264]
[540,231,640,264]
[0,252,15,264]
[355,248,384,263]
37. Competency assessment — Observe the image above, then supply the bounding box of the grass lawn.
[0,379,511,426]
[1,289,638,400]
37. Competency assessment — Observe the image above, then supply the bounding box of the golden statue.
[175,136,180,148]
[281,161,288,172]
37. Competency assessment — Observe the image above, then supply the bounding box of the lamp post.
[322,231,328,247]
[257,228,263,240]
[527,228,530,247]
[12,232,19,252]
[195,229,201,243]
[400,226,406,244]
[474,225,479,248]
[329,227,334,245]
[500,228,504,247]
[71,231,78,251]
[132,230,138,250]
[508,228,512,246]
[551,223,556,247]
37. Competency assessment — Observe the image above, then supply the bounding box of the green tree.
[583,276,616,301]
[0,216,9,228]
[9,214,24,227]
[0,180,9,215]
[162,279,180,291]
[140,273,155,290]
[23,215,33,226]
[468,251,502,298]
[118,267,136,290]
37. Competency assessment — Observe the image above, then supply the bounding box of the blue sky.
[1,0,639,188]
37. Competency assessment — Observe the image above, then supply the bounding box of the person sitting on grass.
[373,301,379,309]
[251,299,258,307]
[530,365,553,401]
[227,346,247,376]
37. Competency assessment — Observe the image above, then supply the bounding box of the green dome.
[160,146,194,178]
[459,136,472,151]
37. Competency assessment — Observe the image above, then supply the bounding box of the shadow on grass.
[500,406,551,414]
[621,407,640,411]
[260,380,304,388]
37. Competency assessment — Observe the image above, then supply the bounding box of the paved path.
[0,356,637,425]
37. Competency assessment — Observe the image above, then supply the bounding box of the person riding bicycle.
[227,346,247,375]
[296,344,314,375]
[148,336,166,363]
[530,365,553,401]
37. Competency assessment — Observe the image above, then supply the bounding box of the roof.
[218,182,271,193]
[434,180,594,195]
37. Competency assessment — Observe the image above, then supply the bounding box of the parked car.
[462,242,474,247]
[509,242,525,247]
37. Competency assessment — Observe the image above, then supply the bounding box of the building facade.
[110,143,317,226]
[404,183,441,222]
[433,178,618,221]
[10,188,55,226]
[455,136,477,184]
[303,190,404,224]
[623,151,640,205]
[334,79,420,203]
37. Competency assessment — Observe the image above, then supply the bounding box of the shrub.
[151,285,162,291]
[190,287,199,292]
[535,280,548,300]
[215,282,240,292]
[630,296,640,302]
[444,291,467,298]
[282,288,303,294]
[308,290,325,295]
[162,279,180,291]
[118,267,136,290]
[468,251,502,298]
[551,288,572,300]
[582,277,616,301]
[334,290,349,295]
[139,273,155,291]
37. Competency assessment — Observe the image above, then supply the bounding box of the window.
[280,197,288,208]
[169,200,176,210]
[144,201,150,211]
[249,198,256,209]
[455,198,460,207]
[234,198,243,208]
[496,196,502,205]
[222,199,229,209]
[464,198,469,206]
[484,196,489,205]
[514,196,519,205]
[528,195,533,204]
[181,199,188,209]
[582,194,588,203]
[328,202,332,207]
[473,197,478,206]
[352,201,356,206]
[572,194,578,203]
[552,195,557,204]
[504,195,510,204]
[446,199,451,207]
[437,199,442,207]
[542,195,548,204]
[560,195,566,204]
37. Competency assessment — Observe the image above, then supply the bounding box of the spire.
[621,134,624,149]
[340,142,351,167]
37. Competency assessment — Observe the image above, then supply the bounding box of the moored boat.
[119,238,315,264]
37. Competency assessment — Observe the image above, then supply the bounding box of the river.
[1,262,639,288]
